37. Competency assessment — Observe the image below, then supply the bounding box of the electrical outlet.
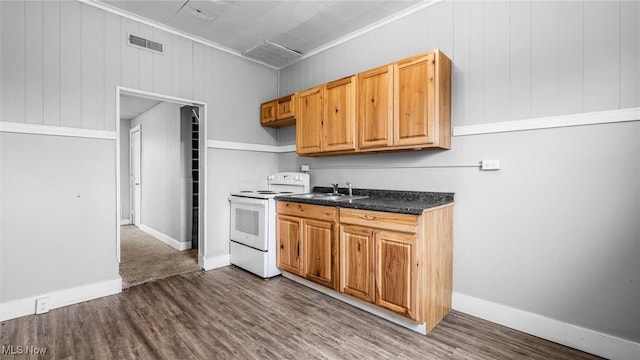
[301,164,310,172]
[481,160,500,171]
[35,296,50,314]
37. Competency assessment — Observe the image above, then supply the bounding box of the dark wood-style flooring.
[1,266,601,360]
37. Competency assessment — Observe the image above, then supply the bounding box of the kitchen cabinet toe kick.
[281,271,429,335]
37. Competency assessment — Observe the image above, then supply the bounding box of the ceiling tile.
[103,0,186,24]
[100,0,426,68]
[184,0,232,20]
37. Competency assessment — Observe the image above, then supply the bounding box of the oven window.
[235,208,260,236]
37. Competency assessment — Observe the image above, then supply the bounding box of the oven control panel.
[267,172,309,184]
[267,172,310,193]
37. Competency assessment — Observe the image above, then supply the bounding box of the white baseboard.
[120,218,131,225]
[138,223,191,251]
[452,292,640,360]
[0,277,122,322]
[201,254,230,271]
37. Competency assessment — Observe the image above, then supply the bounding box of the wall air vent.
[128,34,164,54]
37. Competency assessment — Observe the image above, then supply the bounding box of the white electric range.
[228,172,310,278]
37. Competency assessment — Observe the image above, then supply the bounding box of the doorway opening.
[116,87,207,289]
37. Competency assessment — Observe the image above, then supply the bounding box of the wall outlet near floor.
[481,160,501,171]
[35,296,50,314]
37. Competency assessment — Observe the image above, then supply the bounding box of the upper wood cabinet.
[296,76,357,155]
[323,76,357,152]
[261,94,296,127]
[394,53,435,147]
[296,86,324,154]
[359,50,451,152]
[261,100,277,124]
[284,49,451,156]
[358,65,394,149]
[277,94,295,120]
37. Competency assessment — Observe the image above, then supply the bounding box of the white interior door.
[130,125,141,226]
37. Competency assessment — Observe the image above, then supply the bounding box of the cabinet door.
[323,76,357,152]
[276,215,303,275]
[375,230,417,318]
[296,86,323,154]
[340,225,374,303]
[394,53,435,146]
[276,94,295,120]
[260,100,277,125]
[303,219,336,289]
[358,65,394,149]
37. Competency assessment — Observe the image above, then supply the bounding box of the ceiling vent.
[242,41,302,69]
[128,34,164,54]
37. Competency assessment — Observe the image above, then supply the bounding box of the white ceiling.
[120,95,162,120]
[99,0,423,68]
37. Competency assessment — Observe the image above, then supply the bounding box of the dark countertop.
[275,187,454,215]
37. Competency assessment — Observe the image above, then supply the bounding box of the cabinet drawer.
[339,208,418,234]
[277,201,337,222]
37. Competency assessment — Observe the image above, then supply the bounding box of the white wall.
[0,133,118,301]
[0,0,279,314]
[276,0,640,353]
[280,1,639,126]
[119,119,130,223]
[206,149,280,262]
[130,102,182,241]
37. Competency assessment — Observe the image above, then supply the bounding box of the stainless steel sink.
[316,194,368,202]
[287,193,368,202]
[293,193,325,199]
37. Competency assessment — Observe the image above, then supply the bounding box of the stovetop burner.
[230,172,309,200]
[239,190,294,195]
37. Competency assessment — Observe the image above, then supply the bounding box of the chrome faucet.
[331,183,340,195]
[346,182,353,196]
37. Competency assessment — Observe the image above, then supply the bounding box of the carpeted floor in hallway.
[119,225,199,289]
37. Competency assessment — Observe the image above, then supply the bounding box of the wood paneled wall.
[279,0,639,127]
[0,0,279,144]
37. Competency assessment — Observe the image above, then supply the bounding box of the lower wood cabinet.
[340,223,418,318]
[278,201,453,333]
[276,215,303,275]
[303,219,335,288]
[276,202,338,290]
[375,230,417,318]
[339,225,375,303]
[339,206,453,333]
